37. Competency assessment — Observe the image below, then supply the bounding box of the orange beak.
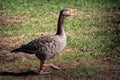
[69,9,78,16]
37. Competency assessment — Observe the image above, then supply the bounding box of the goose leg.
[39,61,50,75]
[38,61,60,74]
[44,64,61,70]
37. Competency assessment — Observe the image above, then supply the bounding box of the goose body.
[11,8,73,74]
[12,34,66,60]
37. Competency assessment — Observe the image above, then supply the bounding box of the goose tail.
[10,48,21,53]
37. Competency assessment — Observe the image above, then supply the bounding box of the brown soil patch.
[0,35,24,63]
[0,16,38,27]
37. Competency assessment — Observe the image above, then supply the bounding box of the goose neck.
[56,14,65,35]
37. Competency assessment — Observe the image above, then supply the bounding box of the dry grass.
[0,0,120,80]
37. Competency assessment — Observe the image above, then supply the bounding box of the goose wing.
[11,35,59,58]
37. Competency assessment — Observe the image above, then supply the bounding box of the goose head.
[60,8,77,17]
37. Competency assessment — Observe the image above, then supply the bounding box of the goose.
[11,8,74,74]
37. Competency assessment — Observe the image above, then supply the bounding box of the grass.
[0,0,120,80]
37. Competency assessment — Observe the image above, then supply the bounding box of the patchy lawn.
[0,0,120,80]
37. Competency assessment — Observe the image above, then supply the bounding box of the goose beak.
[69,9,77,16]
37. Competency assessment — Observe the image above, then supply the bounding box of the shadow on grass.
[0,70,38,76]
[103,8,120,58]
[94,1,120,59]
[0,65,119,80]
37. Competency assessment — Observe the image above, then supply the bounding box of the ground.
[0,34,120,80]
[0,0,120,80]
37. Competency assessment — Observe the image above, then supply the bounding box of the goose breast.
[30,35,66,59]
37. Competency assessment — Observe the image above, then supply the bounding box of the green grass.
[0,0,120,80]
